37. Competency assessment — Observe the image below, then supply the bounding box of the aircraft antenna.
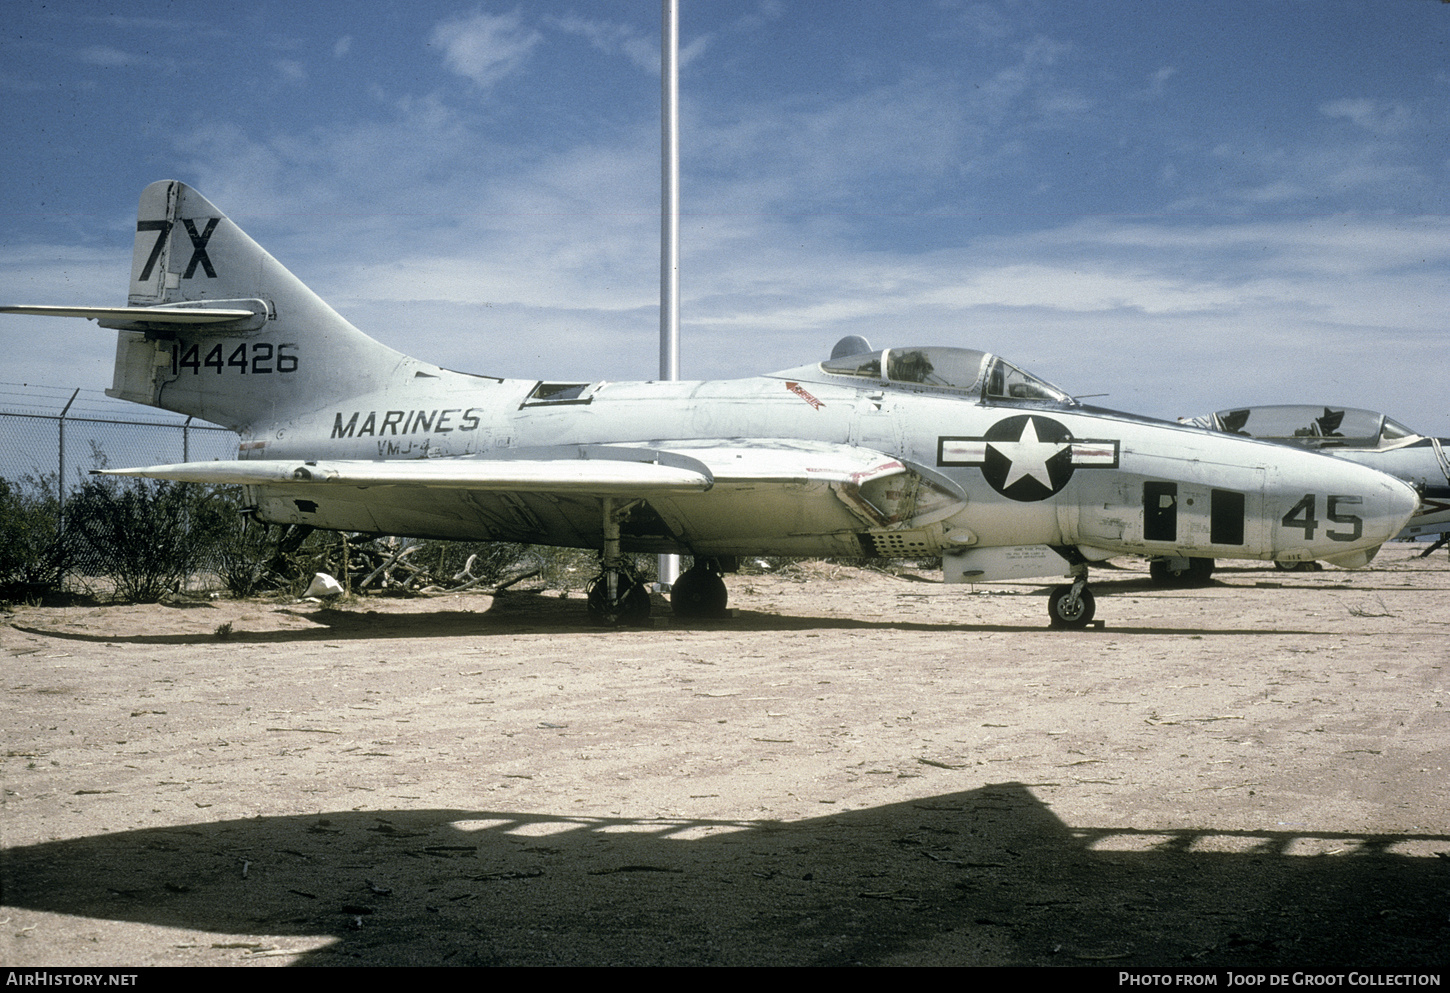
[658,0,681,588]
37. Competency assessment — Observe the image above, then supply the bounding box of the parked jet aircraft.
[1187,405,1450,545]
[0,182,1419,627]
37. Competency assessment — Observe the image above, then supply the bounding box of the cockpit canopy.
[1200,405,1420,450]
[819,346,1074,404]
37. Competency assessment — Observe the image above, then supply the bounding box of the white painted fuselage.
[2,181,1420,622]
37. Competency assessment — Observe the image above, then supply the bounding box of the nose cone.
[1315,465,1419,568]
[1272,449,1421,568]
[1382,474,1421,538]
[1346,465,1421,543]
[1356,470,1421,543]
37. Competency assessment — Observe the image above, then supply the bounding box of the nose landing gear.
[1047,575,1096,628]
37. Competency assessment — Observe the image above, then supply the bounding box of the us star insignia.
[937,414,1119,502]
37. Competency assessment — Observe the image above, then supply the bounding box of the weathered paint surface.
[1,182,1420,610]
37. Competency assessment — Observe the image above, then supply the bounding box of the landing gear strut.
[1417,534,1450,559]
[1047,574,1096,629]
[585,497,651,626]
[671,558,729,619]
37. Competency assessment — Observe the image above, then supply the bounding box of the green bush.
[0,475,65,599]
[64,477,234,601]
[4,464,686,602]
[212,504,290,597]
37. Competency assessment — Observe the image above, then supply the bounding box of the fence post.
[57,389,79,587]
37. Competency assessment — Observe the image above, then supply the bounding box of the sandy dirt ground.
[2,546,1448,968]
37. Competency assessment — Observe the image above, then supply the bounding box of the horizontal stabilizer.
[0,301,265,332]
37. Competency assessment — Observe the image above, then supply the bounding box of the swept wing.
[98,441,961,553]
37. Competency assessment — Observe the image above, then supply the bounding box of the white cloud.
[75,45,145,69]
[274,59,307,85]
[550,13,711,74]
[430,10,542,88]
[694,74,968,217]
[1140,66,1177,99]
[0,244,129,390]
[1320,97,1413,137]
[550,15,659,74]
[732,1,785,34]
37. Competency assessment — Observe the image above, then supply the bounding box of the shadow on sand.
[14,583,1342,644]
[3,783,1446,966]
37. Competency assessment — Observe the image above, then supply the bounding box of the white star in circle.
[988,417,1068,492]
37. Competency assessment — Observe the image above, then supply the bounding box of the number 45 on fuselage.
[0,181,1418,627]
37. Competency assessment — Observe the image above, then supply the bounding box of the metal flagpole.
[657,0,681,589]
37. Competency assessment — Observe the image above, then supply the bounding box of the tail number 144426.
[171,341,298,376]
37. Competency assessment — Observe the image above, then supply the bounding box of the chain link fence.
[0,384,600,601]
[0,384,240,594]
[0,384,238,492]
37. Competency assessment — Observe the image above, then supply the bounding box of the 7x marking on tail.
[136,216,220,281]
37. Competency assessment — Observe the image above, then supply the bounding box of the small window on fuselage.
[525,382,592,404]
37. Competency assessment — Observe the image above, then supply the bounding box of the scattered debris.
[303,572,345,599]
[1348,596,1397,618]
[468,868,544,881]
[916,757,965,770]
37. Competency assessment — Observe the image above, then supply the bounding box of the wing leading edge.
[98,447,714,495]
[96,440,930,498]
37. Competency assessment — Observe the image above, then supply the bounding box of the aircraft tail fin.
[99,181,420,433]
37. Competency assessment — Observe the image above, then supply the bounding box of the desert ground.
[2,546,1448,968]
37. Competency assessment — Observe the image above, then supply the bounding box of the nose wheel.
[1047,579,1095,628]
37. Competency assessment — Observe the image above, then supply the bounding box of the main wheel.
[670,566,728,618]
[1047,584,1096,629]
[586,573,652,626]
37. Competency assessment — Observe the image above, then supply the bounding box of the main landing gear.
[670,558,730,619]
[585,567,651,626]
[584,498,732,626]
[585,497,652,626]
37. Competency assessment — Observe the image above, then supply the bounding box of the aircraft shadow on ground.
[12,585,1338,644]
[2,783,1445,966]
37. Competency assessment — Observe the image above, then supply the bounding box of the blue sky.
[2,0,1447,433]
